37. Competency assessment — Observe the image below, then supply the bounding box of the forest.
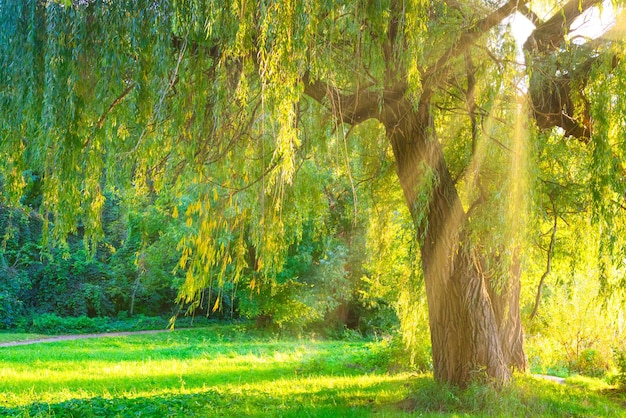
[1,0,626,415]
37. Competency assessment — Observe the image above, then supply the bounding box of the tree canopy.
[1,0,625,386]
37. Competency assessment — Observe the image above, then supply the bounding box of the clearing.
[0,325,623,417]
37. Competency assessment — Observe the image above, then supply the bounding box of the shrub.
[30,313,104,334]
[570,348,610,378]
[26,313,169,334]
[614,349,626,389]
[0,270,29,329]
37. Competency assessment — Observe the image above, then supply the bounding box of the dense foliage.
[0,184,404,337]
[0,201,181,326]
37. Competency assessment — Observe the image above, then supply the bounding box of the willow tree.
[1,0,624,386]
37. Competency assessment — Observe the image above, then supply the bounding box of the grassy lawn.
[0,325,624,417]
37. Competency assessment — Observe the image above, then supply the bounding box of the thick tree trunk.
[488,253,527,371]
[382,98,526,386]
[302,72,527,387]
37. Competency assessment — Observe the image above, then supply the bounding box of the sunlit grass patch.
[0,325,416,416]
[399,373,624,417]
[1,325,624,417]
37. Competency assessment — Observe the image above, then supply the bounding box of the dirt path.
[0,329,175,348]
[533,374,566,384]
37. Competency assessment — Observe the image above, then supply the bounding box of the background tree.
[0,0,624,387]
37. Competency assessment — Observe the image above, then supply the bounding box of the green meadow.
[0,325,624,417]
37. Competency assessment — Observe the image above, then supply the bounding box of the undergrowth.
[6,313,231,336]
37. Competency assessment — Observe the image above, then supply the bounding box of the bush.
[0,270,29,329]
[614,349,626,389]
[570,348,610,378]
[29,314,108,334]
[24,313,169,334]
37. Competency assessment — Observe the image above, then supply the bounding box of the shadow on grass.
[0,377,410,417]
[3,327,624,417]
[1,342,412,416]
[2,340,392,393]
[3,373,626,417]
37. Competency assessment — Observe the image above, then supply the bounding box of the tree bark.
[381,96,526,386]
[487,252,527,371]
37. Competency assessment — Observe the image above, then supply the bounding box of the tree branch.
[523,0,602,54]
[517,3,543,26]
[302,73,382,124]
[530,200,558,321]
[525,1,610,142]
[421,0,523,97]
[383,0,403,85]
[97,83,135,129]
[124,33,188,155]
[83,83,135,147]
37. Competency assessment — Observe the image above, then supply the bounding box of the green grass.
[0,325,624,417]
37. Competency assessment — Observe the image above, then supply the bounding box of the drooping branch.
[125,33,188,155]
